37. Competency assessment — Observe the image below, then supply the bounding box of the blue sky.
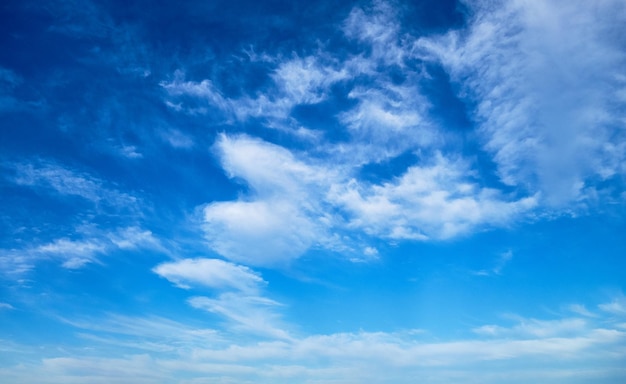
[1,0,626,382]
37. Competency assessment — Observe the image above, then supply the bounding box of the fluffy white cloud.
[203,199,322,266]
[214,134,331,197]
[330,154,537,240]
[153,258,265,293]
[202,135,334,266]
[415,0,626,205]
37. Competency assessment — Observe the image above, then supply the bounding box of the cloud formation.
[0,226,162,275]
[7,161,138,211]
[153,258,265,293]
[415,0,626,205]
[5,297,626,383]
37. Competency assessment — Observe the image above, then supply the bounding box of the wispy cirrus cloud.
[343,0,406,65]
[58,313,221,353]
[154,256,289,339]
[599,296,626,316]
[189,294,290,340]
[160,56,348,139]
[0,67,24,112]
[473,250,513,276]
[6,161,138,211]
[415,0,626,206]
[4,297,626,383]
[0,226,163,275]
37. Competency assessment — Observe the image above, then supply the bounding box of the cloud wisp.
[415,0,626,206]
[4,297,626,384]
[154,257,290,339]
[0,226,163,275]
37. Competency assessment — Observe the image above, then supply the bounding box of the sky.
[1,0,626,382]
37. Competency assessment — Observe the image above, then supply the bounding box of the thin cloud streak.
[4,299,626,383]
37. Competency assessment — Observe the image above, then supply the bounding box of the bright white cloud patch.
[203,200,322,266]
[153,258,265,293]
[202,134,333,266]
[330,154,537,240]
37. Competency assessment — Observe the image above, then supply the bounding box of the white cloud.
[35,238,106,269]
[8,161,138,210]
[189,294,290,340]
[343,0,405,65]
[160,70,230,113]
[474,250,513,276]
[330,154,537,240]
[118,145,143,159]
[203,200,322,266]
[201,134,539,263]
[108,226,163,251]
[270,56,347,107]
[162,57,347,137]
[0,226,164,275]
[4,299,626,383]
[599,296,626,316]
[153,258,265,293]
[0,303,14,310]
[202,135,334,266]
[58,313,220,350]
[415,0,626,206]
[170,1,624,265]
[159,128,195,149]
[567,304,598,318]
[339,84,436,163]
[473,317,588,339]
[214,134,330,197]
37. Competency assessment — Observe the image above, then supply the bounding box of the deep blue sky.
[1,0,626,383]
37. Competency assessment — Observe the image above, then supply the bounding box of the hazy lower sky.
[1,0,626,382]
